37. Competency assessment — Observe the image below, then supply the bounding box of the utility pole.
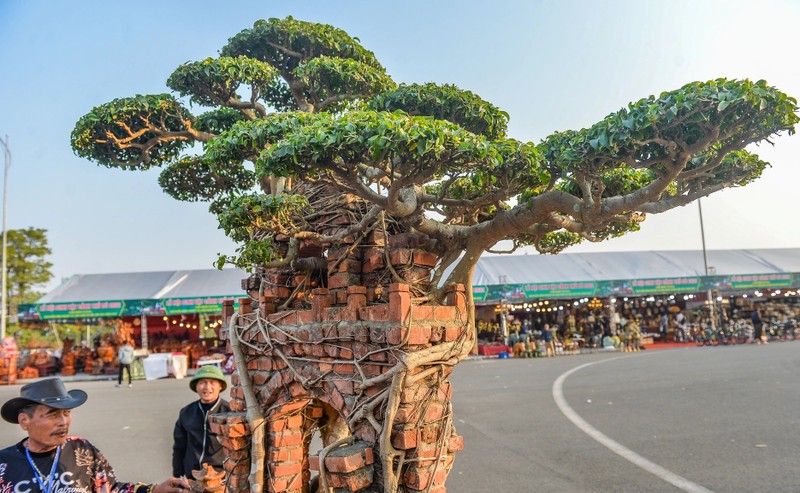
[0,135,10,340]
[698,199,716,332]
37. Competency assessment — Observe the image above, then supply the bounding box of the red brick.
[332,258,362,273]
[403,468,432,490]
[327,468,373,490]
[354,326,370,343]
[369,326,387,343]
[415,442,447,459]
[324,448,373,473]
[424,402,446,423]
[333,363,355,374]
[324,344,339,358]
[311,343,327,358]
[229,398,245,412]
[333,378,354,395]
[366,230,386,246]
[368,350,388,362]
[269,447,294,462]
[226,423,249,438]
[354,424,377,443]
[287,309,306,324]
[361,364,383,378]
[272,430,304,447]
[252,371,269,386]
[268,473,303,493]
[361,250,385,273]
[328,272,360,289]
[339,346,354,360]
[353,342,375,359]
[437,383,453,401]
[289,382,306,398]
[272,399,310,417]
[238,298,253,314]
[408,325,432,345]
[413,306,434,320]
[270,461,303,477]
[268,414,304,432]
[448,435,464,453]
[392,428,418,449]
[420,424,438,444]
[400,384,426,404]
[432,466,451,486]
[388,284,411,324]
[394,403,417,423]
[388,248,412,266]
[262,286,291,299]
[413,250,439,267]
[359,304,389,321]
[330,388,345,411]
[444,325,461,342]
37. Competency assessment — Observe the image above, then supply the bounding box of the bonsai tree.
[71,16,798,492]
[72,15,798,333]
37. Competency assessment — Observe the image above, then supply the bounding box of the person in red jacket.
[0,377,189,493]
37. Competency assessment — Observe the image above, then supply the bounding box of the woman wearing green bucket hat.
[172,365,230,478]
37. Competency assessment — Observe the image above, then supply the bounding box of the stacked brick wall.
[214,282,470,492]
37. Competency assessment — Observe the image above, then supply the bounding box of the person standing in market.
[0,377,189,493]
[172,365,230,478]
[117,340,135,388]
[751,308,765,344]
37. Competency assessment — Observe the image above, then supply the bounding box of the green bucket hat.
[190,365,228,392]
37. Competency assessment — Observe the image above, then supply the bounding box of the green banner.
[163,295,244,315]
[34,300,126,320]
[473,282,597,301]
[728,273,793,290]
[472,272,799,304]
[20,295,245,321]
[629,277,701,295]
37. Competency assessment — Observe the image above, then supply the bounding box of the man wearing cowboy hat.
[0,377,190,493]
[172,365,230,478]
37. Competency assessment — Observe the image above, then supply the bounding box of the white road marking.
[552,358,714,493]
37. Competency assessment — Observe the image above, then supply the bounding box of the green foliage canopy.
[71,16,798,290]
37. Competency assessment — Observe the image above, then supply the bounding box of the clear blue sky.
[1,0,798,291]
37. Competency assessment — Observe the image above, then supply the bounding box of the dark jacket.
[172,397,230,477]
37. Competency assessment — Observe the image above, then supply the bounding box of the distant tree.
[3,227,53,319]
[71,16,798,332]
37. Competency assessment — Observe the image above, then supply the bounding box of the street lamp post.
[0,135,10,341]
[698,199,716,332]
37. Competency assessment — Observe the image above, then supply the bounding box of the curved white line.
[552,358,714,493]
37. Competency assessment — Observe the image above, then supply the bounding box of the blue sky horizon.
[1,0,799,292]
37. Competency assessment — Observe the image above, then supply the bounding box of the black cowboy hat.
[1,378,87,424]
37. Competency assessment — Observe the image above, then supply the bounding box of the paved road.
[1,342,798,492]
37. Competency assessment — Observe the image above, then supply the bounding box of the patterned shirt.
[0,437,150,493]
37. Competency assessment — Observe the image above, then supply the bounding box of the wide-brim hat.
[2,377,87,424]
[190,365,227,392]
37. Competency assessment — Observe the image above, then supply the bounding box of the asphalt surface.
[1,342,798,492]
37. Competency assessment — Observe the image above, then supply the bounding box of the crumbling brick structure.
[212,280,471,493]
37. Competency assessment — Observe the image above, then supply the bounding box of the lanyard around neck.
[25,444,62,493]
